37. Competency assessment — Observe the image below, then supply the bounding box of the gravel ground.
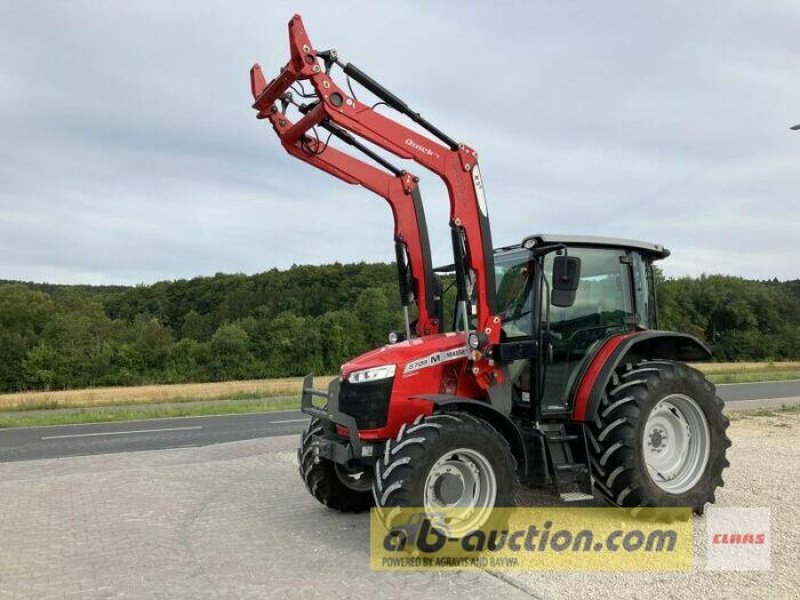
[509,410,800,599]
[0,411,797,599]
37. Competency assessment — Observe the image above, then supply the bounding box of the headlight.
[468,332,481,350]
[387,331,407,344]
[348,364,396,384]
[467,331,489,350]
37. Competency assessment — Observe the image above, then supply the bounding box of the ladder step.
[547,434,579,442]
[560,492,594,502]
[555,464,588,473]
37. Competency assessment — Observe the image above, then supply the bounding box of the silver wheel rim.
[334,462,373,492]
[423,448,497,537]
[643,393,711,494]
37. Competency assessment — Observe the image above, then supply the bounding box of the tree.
[208,324,258,381]
[23,342,62,390]
[164,338,207,383]
[260,312,316,377]
[0,285,54,390]
[315,310,365,372]
[181,310,214,341]
[2,261,800,393]
[37,295,122,388]
[354,287,400,347]
[132,317,174,371]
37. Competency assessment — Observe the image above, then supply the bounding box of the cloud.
[0,0,798,284]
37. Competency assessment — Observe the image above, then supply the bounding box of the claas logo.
[712,532,766,545]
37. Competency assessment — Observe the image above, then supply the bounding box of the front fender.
[571,330,711,422]
[412,394,527,476]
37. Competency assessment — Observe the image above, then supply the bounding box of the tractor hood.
[341,332,470,382]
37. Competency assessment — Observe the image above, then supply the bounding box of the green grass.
[706,370,800,384]
[2,362,798,429]
[0,376,336,413]
[0,391,269,414]
[0,395,302,429]
[4,392,796,429]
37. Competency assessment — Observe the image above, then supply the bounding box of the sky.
[0,0,798,285]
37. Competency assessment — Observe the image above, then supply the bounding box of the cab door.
[537,247,638,414]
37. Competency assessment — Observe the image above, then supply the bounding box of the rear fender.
[571,330,711,423]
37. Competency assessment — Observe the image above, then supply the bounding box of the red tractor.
[251,15,730,533]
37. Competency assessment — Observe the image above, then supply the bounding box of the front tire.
[373,412,519,537]
[297,418,374,513]
[588,360,731,514]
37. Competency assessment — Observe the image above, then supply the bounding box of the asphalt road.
[0,412,309,463]
[715,379,800,401]
[1,379,798,463]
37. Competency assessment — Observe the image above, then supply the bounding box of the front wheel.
[297,418,374,513]
[589,360,731,514]
[373,412,519,537]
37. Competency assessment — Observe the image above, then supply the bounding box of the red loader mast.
[250,14,502,392]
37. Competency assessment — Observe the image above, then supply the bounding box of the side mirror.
[551,255,581,307]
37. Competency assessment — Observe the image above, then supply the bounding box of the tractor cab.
[494,234,670,419]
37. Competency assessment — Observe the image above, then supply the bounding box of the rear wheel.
[588,360,731,514]
[297,418,374,513]
[373,412,519,537]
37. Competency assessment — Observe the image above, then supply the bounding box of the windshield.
[495,248,534,338]
[437,248,534,333]
[442,245,656,335]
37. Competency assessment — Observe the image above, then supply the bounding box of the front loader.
[250,15,731,534]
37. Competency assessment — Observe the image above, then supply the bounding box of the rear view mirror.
[551,255,581,307]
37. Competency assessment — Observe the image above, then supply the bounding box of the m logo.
[403,346,469,375]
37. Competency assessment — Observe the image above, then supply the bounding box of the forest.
[0,263,798,393]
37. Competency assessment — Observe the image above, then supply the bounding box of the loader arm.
[251,14,502,390]
[262,103,440,337]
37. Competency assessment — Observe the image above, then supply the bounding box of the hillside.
[0,264,798,393]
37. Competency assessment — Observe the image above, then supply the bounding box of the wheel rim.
[643,393,711,494]
[334,462,373,492]
[423,448,497,537]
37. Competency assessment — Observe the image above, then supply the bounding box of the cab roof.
[437,233,670,273]
[515,233,670,259]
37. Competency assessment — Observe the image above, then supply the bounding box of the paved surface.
[0,414,797,600]
[1,380,799,463]
[0,412,309,463]
[0,435,533,600]
[715,379,800,401]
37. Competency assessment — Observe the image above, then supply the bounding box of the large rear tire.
[372,412,519,537]
[297,418,374,513]
[588,360,731,514]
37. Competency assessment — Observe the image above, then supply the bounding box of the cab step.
[547,434,579,443]
[543,424,594,499]
[560,491,595,503]
[554,463,589,473]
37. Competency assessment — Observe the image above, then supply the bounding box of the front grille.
[338,378,394,430]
